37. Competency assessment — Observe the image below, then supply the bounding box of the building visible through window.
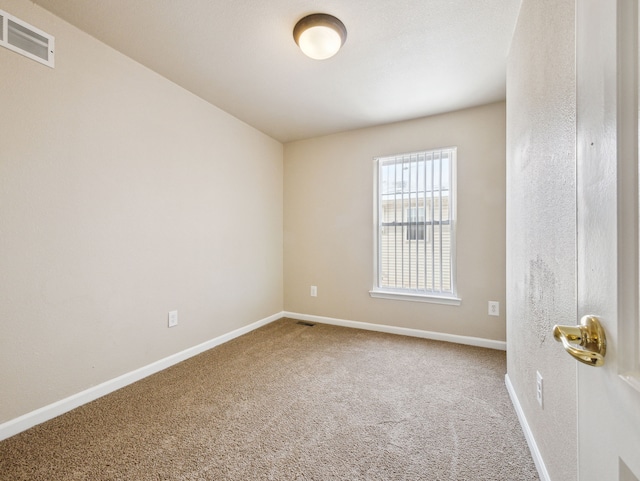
[406,207,427,241]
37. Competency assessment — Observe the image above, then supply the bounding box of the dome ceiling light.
[293,13,347,60]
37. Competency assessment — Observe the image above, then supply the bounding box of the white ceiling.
[33,0,522,143]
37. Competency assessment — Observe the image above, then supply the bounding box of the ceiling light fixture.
[293,13,347,60]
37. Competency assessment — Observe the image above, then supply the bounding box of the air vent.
[0,9,54,68]
[296,321,315,327]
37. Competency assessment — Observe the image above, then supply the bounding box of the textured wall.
[506,0,577,479]
[284,102,506,341]
[0,0,283,423]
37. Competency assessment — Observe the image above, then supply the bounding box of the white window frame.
[370,147,461,305]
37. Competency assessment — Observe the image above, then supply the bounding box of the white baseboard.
[505,374,551,481]
[284,311,507,351]
[0,312,283,442]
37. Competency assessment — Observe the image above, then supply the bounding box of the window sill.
[369,289,462,306]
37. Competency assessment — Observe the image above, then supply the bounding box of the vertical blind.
[376,148,456,296]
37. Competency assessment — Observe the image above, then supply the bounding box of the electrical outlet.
[168,310,178,328]
[536,371,543,408]
[310,285,317,297]
[488,301,500,316]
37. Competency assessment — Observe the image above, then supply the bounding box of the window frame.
[370,147,461,305]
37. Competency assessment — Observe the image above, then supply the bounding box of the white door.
[572,0,640,480]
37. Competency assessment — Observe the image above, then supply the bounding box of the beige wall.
[506,0,577,479]
[0,0,283,424]
[284,102,506,341]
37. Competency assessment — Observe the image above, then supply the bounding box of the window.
[370,147,460,304]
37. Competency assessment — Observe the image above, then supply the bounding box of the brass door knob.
[553,315,607,367]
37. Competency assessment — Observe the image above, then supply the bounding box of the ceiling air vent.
[0,9,54,68]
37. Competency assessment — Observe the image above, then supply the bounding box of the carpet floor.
[0,318,539,480]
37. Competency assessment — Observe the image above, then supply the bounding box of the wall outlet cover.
[168,310,178,328]
[536,371,543,408]
[488,301,500,316]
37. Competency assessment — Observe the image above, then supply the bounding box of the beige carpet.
[0,318,539,480]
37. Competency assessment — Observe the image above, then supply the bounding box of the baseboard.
[505,374,551,481]
[284,311,507,351]
[0,311,284,442]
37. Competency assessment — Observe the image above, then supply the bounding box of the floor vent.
[296,321,315,327]
[1,9,54,67]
